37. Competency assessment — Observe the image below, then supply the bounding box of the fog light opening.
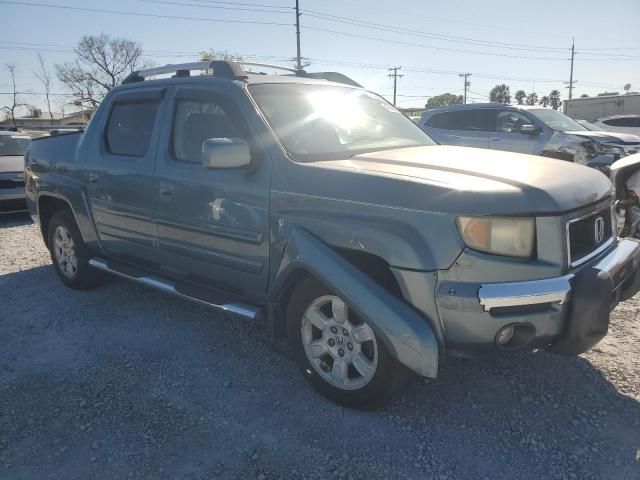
[497,325,516,346]
[495,323,536,350]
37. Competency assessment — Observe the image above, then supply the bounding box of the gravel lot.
[1,214,639,480]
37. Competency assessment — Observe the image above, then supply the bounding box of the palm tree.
[548,90,562,110]
[525,92,538,105]
[539,96,550,108]
[489,84,511,104]
[514,90,526,105]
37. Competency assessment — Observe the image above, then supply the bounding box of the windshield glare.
[249,84,435,161]
[529,108,586,132]
[0,135,30,156]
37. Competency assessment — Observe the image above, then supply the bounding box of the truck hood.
[0,155,24,174]
[312,145,612,215]
[566,130,640,145]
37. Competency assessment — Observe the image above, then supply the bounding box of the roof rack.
[122,60,306,85]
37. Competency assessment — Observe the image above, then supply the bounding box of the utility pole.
[565,37,576,100]
[295,0,302,71]
[459,73,472,104]
[388,66,403,106]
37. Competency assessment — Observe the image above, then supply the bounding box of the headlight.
[457,216,536,258]
[597,144,626,156]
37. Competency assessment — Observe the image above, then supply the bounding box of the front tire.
[286,277,408,408]
[47,210,100,290]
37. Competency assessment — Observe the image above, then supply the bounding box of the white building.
[564,93,640,122]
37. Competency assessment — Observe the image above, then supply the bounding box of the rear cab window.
[106,102,159,157]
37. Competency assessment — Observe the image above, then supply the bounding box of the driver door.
[489,110,543,155]
[152,86,271,298]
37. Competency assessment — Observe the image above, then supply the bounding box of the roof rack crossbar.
[238,61,306,75]
[122,60,249,84]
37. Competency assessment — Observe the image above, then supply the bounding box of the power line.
[135,0,290,14]
[149,0,291,10]
[0,0,292,26]
[303,9,571,53]
[307,58,565,83]
[304,26,570,61]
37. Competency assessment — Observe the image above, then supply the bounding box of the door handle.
[491,138,501,141]
[88,173,99,183]
[159,183,174,196]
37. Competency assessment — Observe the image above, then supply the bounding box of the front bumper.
[435,239,640,356]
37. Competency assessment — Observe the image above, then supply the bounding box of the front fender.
[270,226,439,378]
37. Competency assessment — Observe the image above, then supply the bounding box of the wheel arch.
[37,194,75,249]
[268,226,439,378]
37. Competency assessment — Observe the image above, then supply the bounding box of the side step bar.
[88,258,263,321]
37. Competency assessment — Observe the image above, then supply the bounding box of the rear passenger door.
[87,88,166,265]
[153,86,271,298]
[422,110,495,149]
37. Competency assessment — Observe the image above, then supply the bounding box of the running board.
[88,258,263,321]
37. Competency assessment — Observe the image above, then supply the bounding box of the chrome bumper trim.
[479,275,574,312]
[594,238,640,278]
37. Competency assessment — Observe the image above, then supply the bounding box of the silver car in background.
[0,130,31,214]
[593,115,640,136]
[419,104,640,172]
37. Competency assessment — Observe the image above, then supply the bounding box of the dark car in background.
[0,130,31,213]
[419,104,640,172]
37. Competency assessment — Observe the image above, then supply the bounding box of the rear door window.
[427,110,496,132]
[603,117,640,127]
[106,101,159,157]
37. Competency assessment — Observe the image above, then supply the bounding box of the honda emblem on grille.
[594,216,605,244]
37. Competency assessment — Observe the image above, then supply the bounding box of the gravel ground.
[1,214,639,480]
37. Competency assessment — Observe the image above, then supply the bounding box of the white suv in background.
[593,115,640,136]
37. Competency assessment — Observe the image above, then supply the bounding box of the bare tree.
[56,33,146,111]
[0,64,31,125]
[34,53,54,121]
[199,49,243,62]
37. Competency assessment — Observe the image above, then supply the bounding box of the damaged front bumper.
[435,239,640,357]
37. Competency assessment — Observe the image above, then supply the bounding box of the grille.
[567,208,612,265]
[0,179,24,189]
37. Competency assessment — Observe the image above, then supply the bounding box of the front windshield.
[0,135,30,156]
[529,108,586,132]
[249,84,435,161]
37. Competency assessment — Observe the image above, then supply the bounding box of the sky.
[1,0,639,113]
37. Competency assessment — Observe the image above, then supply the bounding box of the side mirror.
[519,124,540,135]
[202,138,251,169]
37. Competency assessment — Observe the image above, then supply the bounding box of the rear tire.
[47,210,100,290]
[286,276,408,409]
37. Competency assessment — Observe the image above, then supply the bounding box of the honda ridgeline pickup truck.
[25,61,640,408]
